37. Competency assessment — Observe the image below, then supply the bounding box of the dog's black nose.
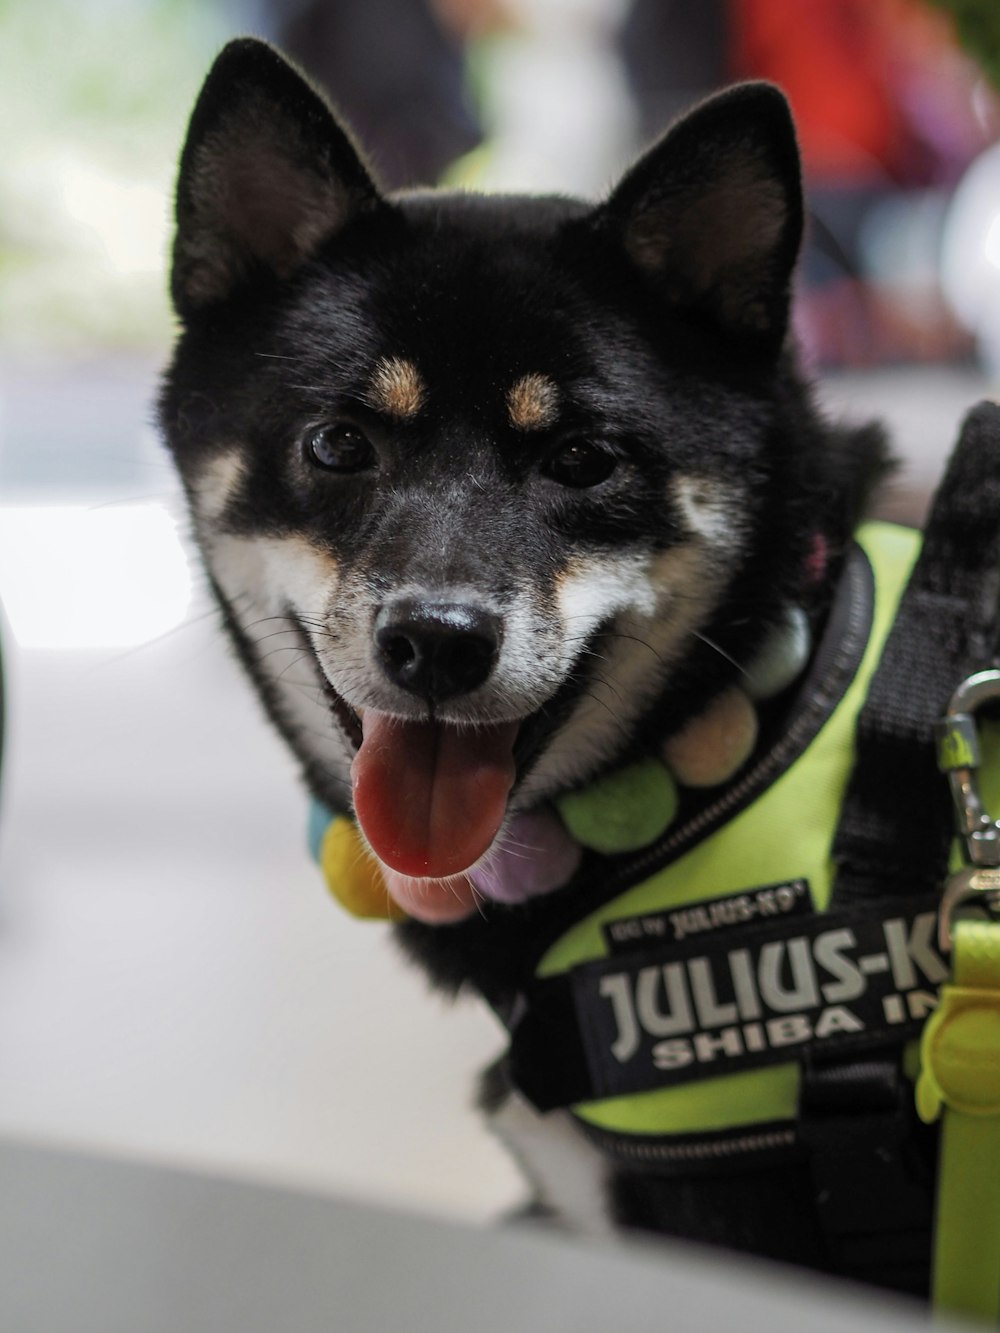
[374,600,501,702]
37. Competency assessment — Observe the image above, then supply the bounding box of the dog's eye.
[543,439,618,489]
[305,423,375,473]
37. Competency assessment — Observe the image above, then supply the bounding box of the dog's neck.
[472,599,816,902]
[526,537,831,887]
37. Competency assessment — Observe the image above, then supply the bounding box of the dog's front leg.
[482,1064,617,1237]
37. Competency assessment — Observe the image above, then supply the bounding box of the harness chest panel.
[516,523,924,1138]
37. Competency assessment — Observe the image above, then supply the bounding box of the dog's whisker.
[690,630,746,675]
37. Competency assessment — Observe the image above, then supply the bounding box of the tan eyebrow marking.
[367,356,426,419]
[507,373,559,431]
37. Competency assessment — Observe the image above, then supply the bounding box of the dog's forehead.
[285,196,606,416]
[362,358,561,433]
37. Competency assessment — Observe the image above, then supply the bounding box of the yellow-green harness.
[309,403,1000,1317]
[501,400,1000,1318]
[536,521,920,1141]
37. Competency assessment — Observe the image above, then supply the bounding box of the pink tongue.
[351,712,518,879]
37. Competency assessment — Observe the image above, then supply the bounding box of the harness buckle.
[936,668,1000,950]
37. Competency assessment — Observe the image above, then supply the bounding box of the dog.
[161,38,908,1290]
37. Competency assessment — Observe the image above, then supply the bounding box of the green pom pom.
[556,758,678,853]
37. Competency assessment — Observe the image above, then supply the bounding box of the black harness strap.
[831,400,1000,907]
[798,1049,936,1295]
[802,400,1000,1295]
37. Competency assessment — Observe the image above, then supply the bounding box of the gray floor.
[0,1139,937,1333]
[0,353,993,1222]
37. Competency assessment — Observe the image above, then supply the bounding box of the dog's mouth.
[296,605,587,922]
[315,662,579,923]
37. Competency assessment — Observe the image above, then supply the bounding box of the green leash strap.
[918,919,1000,1321]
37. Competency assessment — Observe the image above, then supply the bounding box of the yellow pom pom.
[662,687,758,788]
[319,818,407,920]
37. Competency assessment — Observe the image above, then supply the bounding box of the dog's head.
[162,40,862,925]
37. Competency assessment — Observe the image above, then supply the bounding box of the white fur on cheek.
[518,530,741,806]
[556,553,657,637]
[204,531,353,774]
[190,448,247,523]
[673,474,747,550]
[256,534,339,613]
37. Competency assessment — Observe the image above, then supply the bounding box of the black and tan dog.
[162,38,905,1284]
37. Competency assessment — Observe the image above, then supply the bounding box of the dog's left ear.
[599,83,803,352]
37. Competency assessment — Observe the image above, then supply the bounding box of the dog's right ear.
[170,38,382,317]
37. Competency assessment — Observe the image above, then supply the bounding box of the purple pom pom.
[468,809,582,904]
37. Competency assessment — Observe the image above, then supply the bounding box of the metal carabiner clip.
[935,667,1000,950]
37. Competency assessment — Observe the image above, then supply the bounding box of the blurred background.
[2,0,1000,1231]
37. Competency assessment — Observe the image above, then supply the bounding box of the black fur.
[161,38,894,1282]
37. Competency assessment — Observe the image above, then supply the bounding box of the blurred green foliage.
[929,0,1000,91]
[0,0,237,351]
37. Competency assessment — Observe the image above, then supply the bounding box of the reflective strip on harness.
[513,897,947,1110]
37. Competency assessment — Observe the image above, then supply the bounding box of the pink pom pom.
[805,532,828,586]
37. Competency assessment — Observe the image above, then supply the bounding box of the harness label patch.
[603,879,813,953]
[572,897,948,1099]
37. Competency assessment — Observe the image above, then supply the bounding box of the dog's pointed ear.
[170,38,382,316]
[598,83,803,351]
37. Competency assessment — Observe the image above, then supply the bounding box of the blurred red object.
[726,0,996,365]
[729,0,993,189]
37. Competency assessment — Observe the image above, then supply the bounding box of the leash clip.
[936,668,1000,950]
